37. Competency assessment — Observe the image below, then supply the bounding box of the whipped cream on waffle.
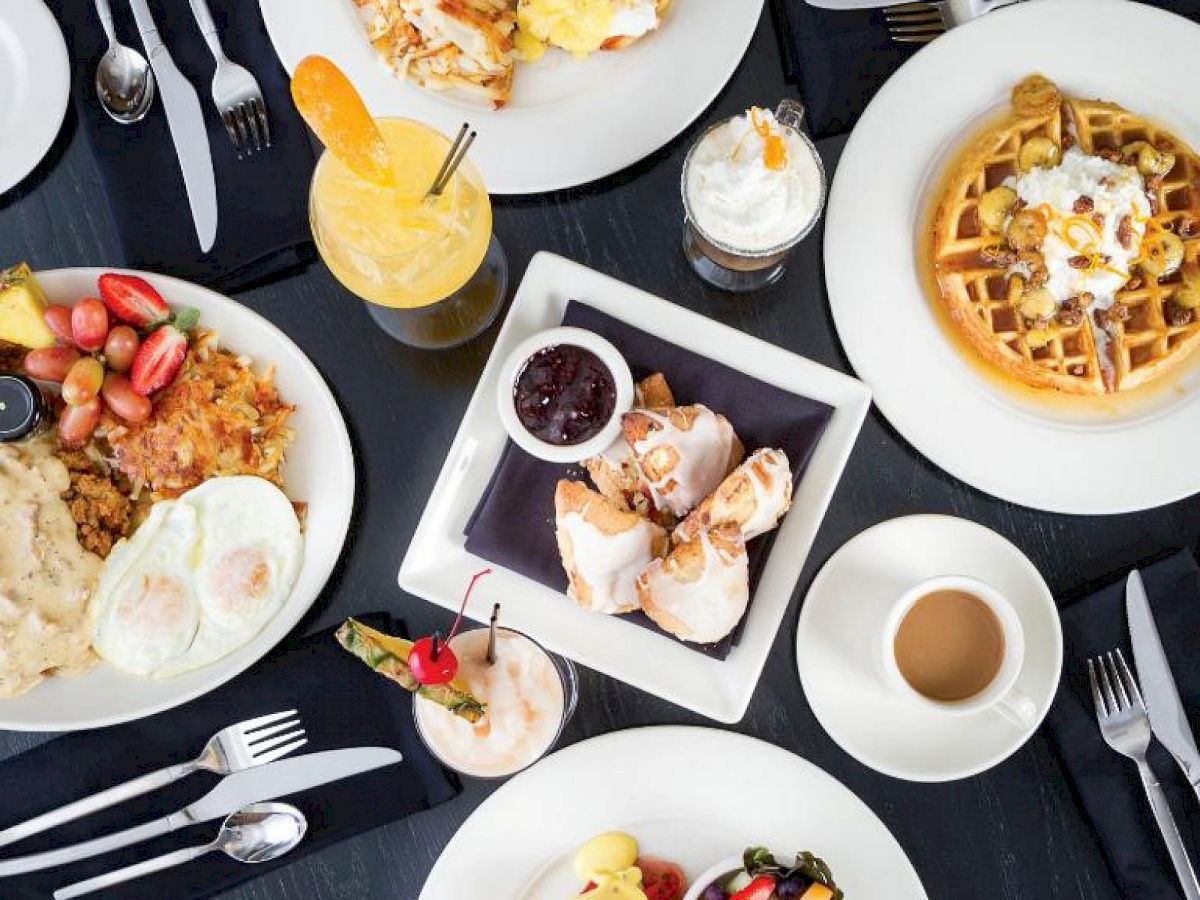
[684,108,823,253]
[1004,148,1150,308]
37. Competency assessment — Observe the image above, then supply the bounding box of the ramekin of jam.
[497,327,633,463]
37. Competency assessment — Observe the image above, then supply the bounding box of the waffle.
[929,76,1200,395]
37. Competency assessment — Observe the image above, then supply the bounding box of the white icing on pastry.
[740,448,793,539]
[632,406,735,517]
[639,531,749,644]
[560,512,661,615]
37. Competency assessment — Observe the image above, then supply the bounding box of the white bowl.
[495,325,634,463]
[683,852,794,900]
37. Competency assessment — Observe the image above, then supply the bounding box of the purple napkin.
[464,300,834,659]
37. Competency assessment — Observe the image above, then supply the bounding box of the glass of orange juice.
[308,117,507,349]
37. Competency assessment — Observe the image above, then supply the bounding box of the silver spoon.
[94,0,155,124]
[53,802,307,899]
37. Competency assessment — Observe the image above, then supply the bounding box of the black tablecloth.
[0,615,458,900]
[47,0,316,292]
[1046,550,1200,900]
[464,300,834,659]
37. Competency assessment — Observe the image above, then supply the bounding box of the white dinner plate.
[825,0,1200,514]
[796,515,1063,782]
[400,252,871,723]
[0,0,70,194]
[0,269,355,731]
[420,726,927,898]
[257,0,763,194]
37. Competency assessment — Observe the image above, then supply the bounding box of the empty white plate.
[796,514,1063,781]
[0,0,69,194]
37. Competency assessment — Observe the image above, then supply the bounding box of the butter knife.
[0,747,401,877]
[1127,568,1200,800]
[126,0,218,252]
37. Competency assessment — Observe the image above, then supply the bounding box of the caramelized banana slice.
[978,186,1017,232]
[1019,286,1057,321]
[1141,230,1185,279]
[1018,137,1061,172]
[1007,208,1047,252]
[1012,74,1060,118]
[1025,328,1053,349]
[1122,140,1176,177]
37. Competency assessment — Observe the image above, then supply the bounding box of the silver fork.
[187,0,270,156]
[1089,651,1200,900]
[882,2,946,44]
[0,710,305,849]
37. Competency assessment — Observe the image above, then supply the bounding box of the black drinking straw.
[485,604,501,666]
[428,123,476,197]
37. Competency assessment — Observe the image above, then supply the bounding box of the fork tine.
[253,738,308,765]
[1106,651,1131,710]
[244,718,302,743]
[230,105,252,156]
[1114,649,1146,710]
[884,10,942,21]
[891,34,941,43]
[1097,653,1120,711]
[883,1,931,11]
[889,23,944,34]
[1087,658,1108,718]
[220,109,242,157]
[240,102,263,154]
[251,96,271,149]
[235,709,298,733]
[248,729,306,756]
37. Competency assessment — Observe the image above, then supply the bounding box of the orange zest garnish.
[291,55,395,188]
[749,107,788,171]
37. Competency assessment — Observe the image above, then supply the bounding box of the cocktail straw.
[428,123,477,197]
[485,603,501,666]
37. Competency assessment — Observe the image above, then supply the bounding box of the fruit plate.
[825,0,1200,514]
[0,269,354,731]
[419,726,927,898]
[399,252,871,723]
[257,0,763,195]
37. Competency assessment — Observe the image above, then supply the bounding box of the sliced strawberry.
[579,882,597,894]
[98,273,170,329]
[129,308,198,396]
[731,875,777,900]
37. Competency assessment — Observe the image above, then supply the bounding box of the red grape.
[62,357,105,406]
[70,298,109,352]
[103,325,139,373]
[23,347,80,382]
[57,396,103,446]
[43,305,75,345]
[101,372,152,423]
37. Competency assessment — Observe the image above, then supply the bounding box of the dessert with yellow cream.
[514,0,671,61]
[573,831,687,899]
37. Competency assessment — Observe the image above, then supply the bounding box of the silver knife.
[1128,568,1200,799]
[0,747,401,877]
[126,0,218,252]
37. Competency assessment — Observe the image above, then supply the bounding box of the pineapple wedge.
[336,618,487,723]
[0,264,55,349]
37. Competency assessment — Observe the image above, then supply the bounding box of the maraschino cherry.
[408,568,492,686]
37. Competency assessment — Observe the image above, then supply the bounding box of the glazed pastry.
[636,524,749,644]
[555,480,669,615]
[675,448,793,543]
[622,405,743,518]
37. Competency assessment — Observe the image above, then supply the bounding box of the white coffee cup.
[879,574,1036,727]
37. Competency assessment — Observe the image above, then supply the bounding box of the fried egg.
[90,476,303,678]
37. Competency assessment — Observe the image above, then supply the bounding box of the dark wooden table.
[2,8,1195,899]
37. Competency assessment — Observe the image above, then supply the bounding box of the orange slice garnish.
[291,55,395,188]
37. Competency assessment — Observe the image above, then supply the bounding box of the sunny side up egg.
[90,476,303,678]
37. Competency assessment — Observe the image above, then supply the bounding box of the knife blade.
[1127,568,1200,795]
[126,0,218,252]
[0,747,402,877]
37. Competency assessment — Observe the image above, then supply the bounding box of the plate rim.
[824,0,1200,515]
[398,251,871,723]
[0,267,355,731]
[795,513,1064,782]
[419,724,929,899]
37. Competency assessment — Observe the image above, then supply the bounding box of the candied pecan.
[1068,255,1091,269]
[1057,304,1084,326]
[1092,212,1106,230]
[1117,215,1133,250]
[1068,363,1086,376]
[980,245,1018,266]
[1099,147,1122,162]
[1179,216,1200,239]
[1111,302,1131,322]
[1165,301,1194,327]
[1077,292,1096,307]
[1073,195,1095,214]
[1124,276,1143,291]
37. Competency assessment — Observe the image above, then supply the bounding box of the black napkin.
[46,0,316,293]
[0,614,459,900]
[770,0,1200,140]
[464,300,834,660]
[1044,550,1200,900]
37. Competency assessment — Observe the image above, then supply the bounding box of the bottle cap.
[0,374,47,443]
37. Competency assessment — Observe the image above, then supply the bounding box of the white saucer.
[0,0,69,194]
[796,515,1062,782]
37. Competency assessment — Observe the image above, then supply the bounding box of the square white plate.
[399,253,871,722]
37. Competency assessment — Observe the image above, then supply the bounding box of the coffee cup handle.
[993,687,1038,728]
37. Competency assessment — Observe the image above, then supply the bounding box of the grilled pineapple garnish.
[336,619,487,723]
[0,263,55,349]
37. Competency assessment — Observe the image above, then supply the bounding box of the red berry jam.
[513,344,616,446]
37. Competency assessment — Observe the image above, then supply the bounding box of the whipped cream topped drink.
[413,627,574,778]
[682,100,826,292]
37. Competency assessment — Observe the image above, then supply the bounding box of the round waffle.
[929,75,1200,395]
